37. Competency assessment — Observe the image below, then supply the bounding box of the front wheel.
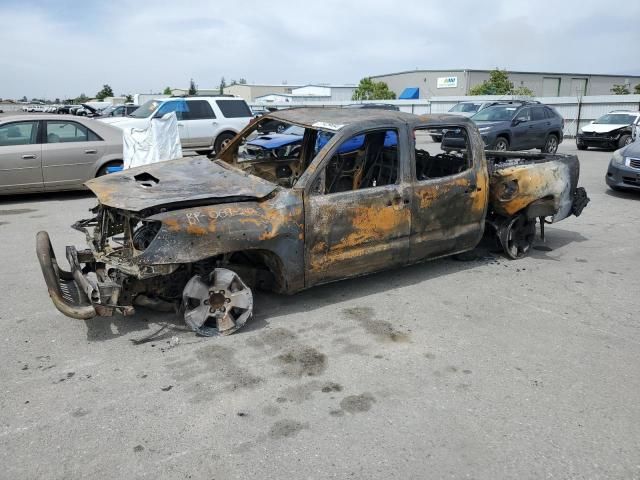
[214,132,235,154]
[493,137,509,151]
[576,141,588,151]
[618,135,632,149]
[542,134,559,154]
[182,268,253,336]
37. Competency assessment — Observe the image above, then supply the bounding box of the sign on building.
[436,76,458,89]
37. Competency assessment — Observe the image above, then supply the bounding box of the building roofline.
[370,69,640,79]
[224,84,304,88]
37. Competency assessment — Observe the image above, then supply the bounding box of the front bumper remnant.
[36,231,97,320]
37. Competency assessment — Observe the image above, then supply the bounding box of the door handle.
[22,154,36,159]
[84,149,97,154]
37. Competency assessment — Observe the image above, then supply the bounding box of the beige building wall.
[373,70,640,98]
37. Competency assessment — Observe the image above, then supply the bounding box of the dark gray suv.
[470,101,564,153]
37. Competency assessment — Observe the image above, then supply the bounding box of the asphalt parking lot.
[1,143,639,480]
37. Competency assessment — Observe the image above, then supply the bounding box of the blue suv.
[470,101,564,153]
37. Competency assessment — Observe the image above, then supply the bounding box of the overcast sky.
[1,0,639,100]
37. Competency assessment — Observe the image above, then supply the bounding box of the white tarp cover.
[123,112,182,169]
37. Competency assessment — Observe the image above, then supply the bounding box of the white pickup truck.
[99,96,253,154]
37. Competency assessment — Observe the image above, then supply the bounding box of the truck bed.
[487,151,581,222]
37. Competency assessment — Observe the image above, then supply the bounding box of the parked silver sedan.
[0,115,123,195]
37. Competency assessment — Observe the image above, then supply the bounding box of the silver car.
[0,115,123,195]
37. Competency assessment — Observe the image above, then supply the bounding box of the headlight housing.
[612,149,625,166]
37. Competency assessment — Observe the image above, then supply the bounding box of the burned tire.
[182,268,253,336]
[493,137,509,151]
[542,134,558,154]
[214,132,235,154]
[499,214,536,259]
[618,134,632,149]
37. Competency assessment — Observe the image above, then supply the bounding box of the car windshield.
[100,106,117,115]
[281,125,304,136]
[128,100,161,118]
[594,113,636,125]
[450,103,480,113]
[471,105,518,122]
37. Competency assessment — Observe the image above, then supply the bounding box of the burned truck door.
[409,125,487,261]
[303,127,411,286]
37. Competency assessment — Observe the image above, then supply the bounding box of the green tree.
[634,84,640,94]
[220,76,227,94]
[239,78,247,85]
[511,85,535,96]
[163,86,172,95]
[76,93,89,103]
[20,96,27,102]
[352,77,396,100]
[96,84,114,100]
[188,78,197,95]
[469,69,514,95]
[124,94,133,103]
[610,84,630,95]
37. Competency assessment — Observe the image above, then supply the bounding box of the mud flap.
[571,187,589,217]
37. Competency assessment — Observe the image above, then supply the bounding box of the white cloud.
[1,0,638,99]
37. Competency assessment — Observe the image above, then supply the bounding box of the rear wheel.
[96,161,123,177]
[618,134,632,149]
[499,214,536,259]
[493,136,509,151]
[542,134,558,154]
[214,132,235,154]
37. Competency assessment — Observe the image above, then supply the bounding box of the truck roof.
[267,107,419,129]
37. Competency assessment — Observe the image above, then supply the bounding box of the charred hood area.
[85,156,278,214]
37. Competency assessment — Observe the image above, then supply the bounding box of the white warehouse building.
[252,85,357,104]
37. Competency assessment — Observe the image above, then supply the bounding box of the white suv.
[99,96,253,153]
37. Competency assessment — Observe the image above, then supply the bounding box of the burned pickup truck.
[37,108,589,335]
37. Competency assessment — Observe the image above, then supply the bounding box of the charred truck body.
[37,109,589,335]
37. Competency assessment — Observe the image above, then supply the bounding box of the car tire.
[96,161,123,177]
[430,135,442,143]
[576,141,588,150]
[214,132,235,154]
[196,149,213,156]
[493,137,509,151]
[542,134,559,154]
[618,134,632,149]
